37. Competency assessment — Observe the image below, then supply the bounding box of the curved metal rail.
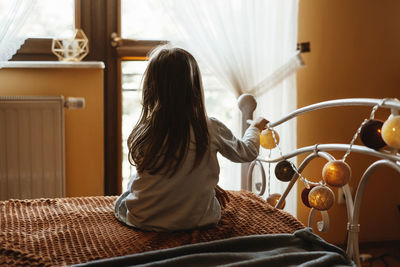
[247,160,266,196]
[245,98,400,266]
[347,160,400,266]
[257,144,399,164]
[269,98,400,128]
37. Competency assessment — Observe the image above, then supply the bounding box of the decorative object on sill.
[51,29,89,62]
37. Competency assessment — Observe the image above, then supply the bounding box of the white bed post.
[238,94,257,190]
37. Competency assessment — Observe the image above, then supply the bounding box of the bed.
[1,191,299,266]
[2,97,399,266]
[1,191,354,267]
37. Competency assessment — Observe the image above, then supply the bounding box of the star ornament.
[52,29,89,62]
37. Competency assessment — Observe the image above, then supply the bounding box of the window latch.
[110,32,123,47]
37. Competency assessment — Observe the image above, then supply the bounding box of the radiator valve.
[65,97,85,109]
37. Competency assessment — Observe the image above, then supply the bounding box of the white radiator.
[0,96,66,200]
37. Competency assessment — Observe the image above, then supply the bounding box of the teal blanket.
[73,228,354,267]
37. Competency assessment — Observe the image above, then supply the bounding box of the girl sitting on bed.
[114,45,268,232]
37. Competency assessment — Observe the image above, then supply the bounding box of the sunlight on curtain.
[151,0,302,98]
[0,0,36,68]
[19,0,75,38]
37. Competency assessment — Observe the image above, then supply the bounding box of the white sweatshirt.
[114,117,260,232]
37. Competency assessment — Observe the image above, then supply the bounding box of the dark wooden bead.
[301,184,317,208]
[360,119,386,150]
[274,160,295,182]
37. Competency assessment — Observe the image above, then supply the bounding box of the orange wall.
[0,67,104,197]
[297,0,400,244]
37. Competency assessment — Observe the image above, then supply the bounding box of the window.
[0,0,75,38]
[7,0,76,62]
[121,0,166,40]
[120,0,238,191]
[15,0,75,38]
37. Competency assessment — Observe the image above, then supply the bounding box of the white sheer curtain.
[152,0,302,97]
[150,0,300,214]
[0,0,36,68]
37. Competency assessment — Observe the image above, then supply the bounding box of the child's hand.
[251,117,269,131]
[215,185,230,208]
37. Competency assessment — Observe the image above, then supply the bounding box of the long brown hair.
[128,46,209,177]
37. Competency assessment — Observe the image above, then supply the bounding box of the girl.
[115,45,268,232]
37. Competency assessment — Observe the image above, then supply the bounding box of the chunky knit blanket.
[0,190,304,266]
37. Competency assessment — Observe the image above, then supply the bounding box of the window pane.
[20,0,75,38]
[121,61,146,190]
[121,0,166,40]
[121,61,237,191]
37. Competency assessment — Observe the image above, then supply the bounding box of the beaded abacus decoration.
[260,98,400,211]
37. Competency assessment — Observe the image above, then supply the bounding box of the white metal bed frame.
[241,97,400,266]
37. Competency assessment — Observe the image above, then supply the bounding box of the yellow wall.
[0,67,104,197]
[297,0,400,244]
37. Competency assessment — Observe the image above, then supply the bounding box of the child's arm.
[211,117,268,163]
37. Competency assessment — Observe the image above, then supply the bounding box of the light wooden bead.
[260,129,279,149]
[322,160,351,187]
[266,193,285,209]
[308,185,335,211]
[381,115,400,149]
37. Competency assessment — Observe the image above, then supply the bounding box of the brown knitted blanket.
[0,190,304,266]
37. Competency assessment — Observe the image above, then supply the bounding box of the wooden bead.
[322,160,351,187]
[308,185,335,211]
[360,119,386,150]
[301,184,317,208]
[382,115,400,149]
[260,129,279,149]
[266,193,285,209]
[274,160,295,182]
